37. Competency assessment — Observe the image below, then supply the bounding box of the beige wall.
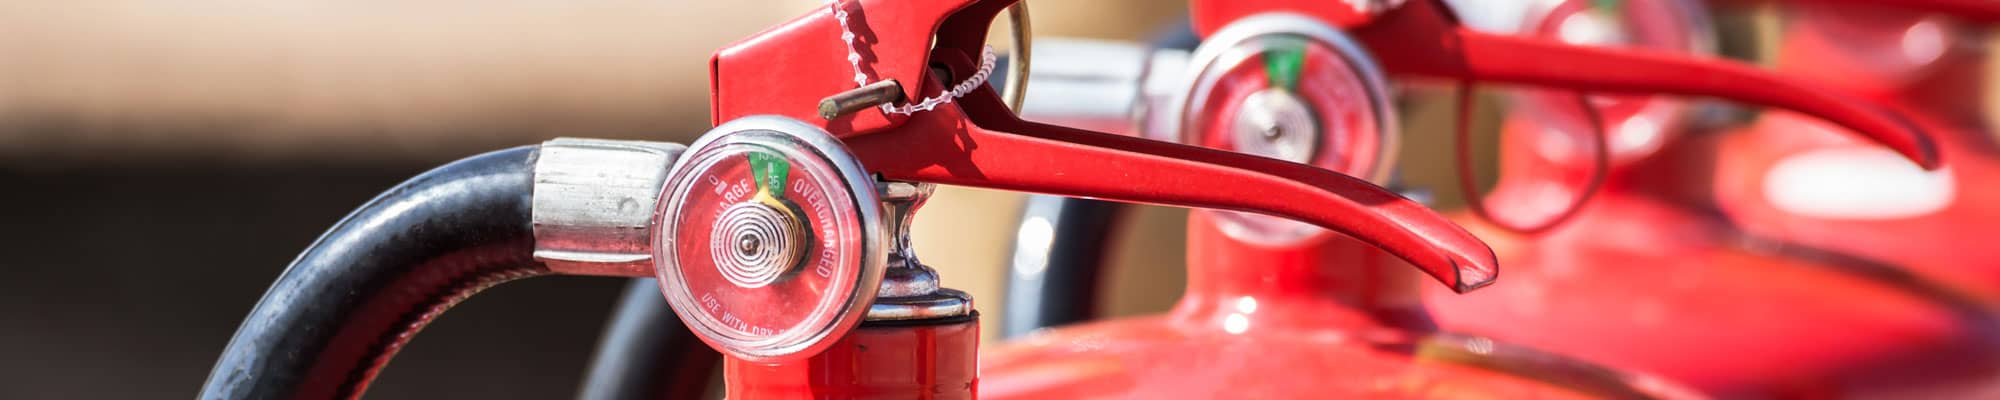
[0,1,1185,164]
[0,0,1195,343]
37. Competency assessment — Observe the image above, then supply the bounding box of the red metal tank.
[1711,2,2000,296]
[1423,1,2000,397]
[726,319,980,399]
[982,212,1695,399]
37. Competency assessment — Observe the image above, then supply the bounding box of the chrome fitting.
[532,137,685,277]
[866,181,975,321]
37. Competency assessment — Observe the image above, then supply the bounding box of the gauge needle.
[749,151,790,196]
[1265,38,1307,91]
[748,151,796,211]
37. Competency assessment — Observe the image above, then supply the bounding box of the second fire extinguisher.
[1423,0,2000,397]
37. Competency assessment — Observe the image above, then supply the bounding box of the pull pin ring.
[1454,82,1611,235]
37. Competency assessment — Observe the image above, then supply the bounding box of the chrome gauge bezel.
[1172,12,1401,185]
[652,115,886,362]
[1170,13,1403,245]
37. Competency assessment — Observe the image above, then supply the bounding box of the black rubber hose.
[999,195,1124,338]
[576,279,720,400]
[200,146,546,400]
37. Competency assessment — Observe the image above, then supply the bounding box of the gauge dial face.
[1179,19,1397,245]
[1185,34,1385,177]
[654,116,883,362]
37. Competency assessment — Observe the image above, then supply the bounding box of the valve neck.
[866,181,973,322]
[1172,210,1435,334]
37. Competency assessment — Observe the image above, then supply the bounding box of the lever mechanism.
[712,0,1498,292]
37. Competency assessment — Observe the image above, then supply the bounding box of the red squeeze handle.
[844,49,1499,293]
[1190,0,1942,170]
[1386,26,1941,169]
[1750,0,2000,23]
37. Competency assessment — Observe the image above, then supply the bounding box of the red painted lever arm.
[844,71,1498,292]
[1445,30,1938,169]
[1759,0,2000,23]
[1349,0,1940,169]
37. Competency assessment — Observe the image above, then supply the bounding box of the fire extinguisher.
[981,0,1945,398]
[1419,0,2000,397]
[1711,2,2000,298]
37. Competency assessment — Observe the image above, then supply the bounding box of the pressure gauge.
[653,115,886,362]
[1172,14,1399,245]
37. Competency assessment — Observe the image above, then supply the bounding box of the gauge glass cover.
[654,116,884,362]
